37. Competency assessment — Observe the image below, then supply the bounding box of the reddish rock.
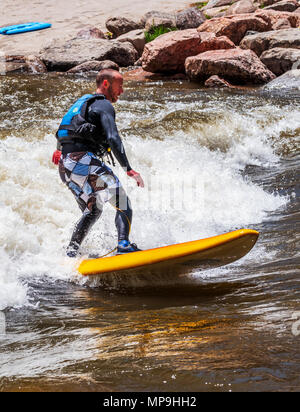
[240,28,300,56]
[204,75,233,87]
[185,47,276,84]
[197,13,269,45]
[254,9,300,28]
[123,68,187,81]
[141,29,235,73]
[264,0,299,12]
[76,27,106,39]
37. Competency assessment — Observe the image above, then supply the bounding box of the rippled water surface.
[0,74,299,392]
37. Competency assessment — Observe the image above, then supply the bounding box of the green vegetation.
[204,14,212,19]
[145,25,178,43]
[191,2,208,8]
[259,3,265,8]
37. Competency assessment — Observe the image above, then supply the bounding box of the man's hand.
[52,150,61,165]
[127,169,144,188]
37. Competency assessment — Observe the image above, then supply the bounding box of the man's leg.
[109,186,132,242]
[59,152,104,257]
[66,200,102,257]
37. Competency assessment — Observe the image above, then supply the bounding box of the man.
[52,69,144,257]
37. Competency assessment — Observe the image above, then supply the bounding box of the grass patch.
[145,25,178,43]
[191,2,208,8]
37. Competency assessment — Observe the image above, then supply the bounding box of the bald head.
[96,69,122,88]
[96,69,124,103]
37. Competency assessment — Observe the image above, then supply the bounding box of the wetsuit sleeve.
[98,109,132,172]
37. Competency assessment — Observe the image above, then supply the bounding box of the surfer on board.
[52,69,144,257]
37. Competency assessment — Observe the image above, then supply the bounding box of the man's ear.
[103,79,109,88]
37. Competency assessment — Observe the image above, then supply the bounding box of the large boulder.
[197,13,270,45]
[175,7,206,30]
[141,29,235,73]
[240,28,300,56]
[67,60,119,74]
[185,47,276,84]
[39,38,139,71]
[264,0,299,12]
[225,0,257,15]
[260,47,300,75]
[116,29,146,56]
[105,17,142,37]
[263,69,300,91]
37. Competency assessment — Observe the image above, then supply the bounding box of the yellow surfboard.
[78,229,259,277]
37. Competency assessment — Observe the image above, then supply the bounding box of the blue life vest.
[56,94,110,155]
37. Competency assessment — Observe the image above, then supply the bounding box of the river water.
[0,74,299,392]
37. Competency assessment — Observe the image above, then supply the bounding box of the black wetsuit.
[59,95,133,253]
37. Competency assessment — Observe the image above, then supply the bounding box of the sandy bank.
[0,0,190,55]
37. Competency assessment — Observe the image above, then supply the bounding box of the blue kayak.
[0,22,51,35]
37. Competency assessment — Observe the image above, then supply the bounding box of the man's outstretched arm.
[99,110,144,187]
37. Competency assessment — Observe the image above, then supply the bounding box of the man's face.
[107,75,124,103]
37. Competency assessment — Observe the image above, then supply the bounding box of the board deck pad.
[78,229,259,277]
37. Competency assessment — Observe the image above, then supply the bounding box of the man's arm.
[99,109,132,172]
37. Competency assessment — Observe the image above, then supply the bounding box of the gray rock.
[116,29,145,56]
[1,55,47,74]
[264,0,299,12]
[39,38,139,71]
[203,6,231,18]
[145,15,177,33]
[260,47,300,75]
[175,7,206,30]
[240,28,300,56]
[202,0,235,11]
[105,17,142,38]
[67,60,119,74]
[263,69,300,91]
[140,10,176,26]
[76,27,106,39]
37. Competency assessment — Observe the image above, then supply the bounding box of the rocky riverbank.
[1,1,300,89]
